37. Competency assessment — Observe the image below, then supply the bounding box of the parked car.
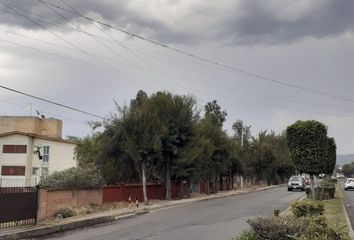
[344,178,354,191]
[288,176,305,191]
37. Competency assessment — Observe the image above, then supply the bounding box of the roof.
[0,131,75,144]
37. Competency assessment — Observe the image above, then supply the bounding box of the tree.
[324,137,336,175]
[232,119,251,146]
[146,92,198,199]
[342,163,354,178]
[69,134,102,168]
[204,100,227,128]
[286,120,328,199]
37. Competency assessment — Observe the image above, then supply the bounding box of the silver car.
[288,176,305,191]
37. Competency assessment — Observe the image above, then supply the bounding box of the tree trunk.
[165,160,171,200]
[228,171,233,190]
[320,175,327,201]
[142,162,148,205]
[206,178,210,194]
[310,175,315,200]
[186,180,191,198]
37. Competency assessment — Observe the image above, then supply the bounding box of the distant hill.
[337,154,354,166]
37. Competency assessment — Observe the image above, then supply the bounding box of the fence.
[0,178,38,188]
[102,183,191,203]
[0,185,38,228]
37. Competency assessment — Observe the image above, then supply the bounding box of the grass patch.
[322,187,350,240]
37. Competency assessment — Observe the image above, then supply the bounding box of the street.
[43,187,304,240]
[339,180,354,230]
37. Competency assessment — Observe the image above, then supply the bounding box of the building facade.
[0,116,76,187]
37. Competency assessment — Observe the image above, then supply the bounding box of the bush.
[305,184,335,200]
[237,216,341,240]
[40,167,105,190]
[291,201,324,218]
[246,216,305,240]
[328,178,337,184]
[298,217,341,240]
[54,207,75,218]
[236,230,258,240]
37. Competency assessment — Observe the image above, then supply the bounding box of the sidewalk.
[0,184,284,240]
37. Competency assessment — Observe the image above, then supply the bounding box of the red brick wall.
[103,183,181,203]
[37,188,102,222]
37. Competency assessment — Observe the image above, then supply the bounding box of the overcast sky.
[1,0,354,155]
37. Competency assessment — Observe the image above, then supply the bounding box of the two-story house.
[0,116,76,187]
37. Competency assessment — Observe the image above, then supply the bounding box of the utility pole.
[240,123,244,189]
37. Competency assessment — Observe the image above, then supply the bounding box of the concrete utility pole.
[240,124,244,189]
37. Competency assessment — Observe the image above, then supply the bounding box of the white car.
[344,178,354,191]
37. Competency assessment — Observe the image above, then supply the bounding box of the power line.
[2,1,354,118]
[3,1,351,114]
[0,84,105,119]
[38,0,354,104]
[0,1,153,91]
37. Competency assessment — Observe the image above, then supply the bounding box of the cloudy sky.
[1,0,354,155]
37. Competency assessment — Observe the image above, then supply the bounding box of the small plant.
[54,207,75,219]
[291,200,324,218]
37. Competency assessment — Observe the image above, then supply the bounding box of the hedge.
[39,167,105,190]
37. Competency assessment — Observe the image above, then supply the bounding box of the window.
[2,145,27,154]
[41,167,49,177]
[1,166,26,176]
[32,167,39,175]
[43,146,50,162]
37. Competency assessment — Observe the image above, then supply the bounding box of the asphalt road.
[339,180,354,229]
[43,187,304,240]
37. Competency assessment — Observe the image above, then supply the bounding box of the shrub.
[305,184,335,200]
[246,216,304,240]
[291,201,324,218]
[328,178,337,184]
[54,207,75,218]
[40,166,105,190]
[236,230,258,240]
[298,216,341,240]
[237,216,341,240]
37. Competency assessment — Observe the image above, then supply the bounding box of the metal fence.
[0,185,38,228]
[0,178,38,188]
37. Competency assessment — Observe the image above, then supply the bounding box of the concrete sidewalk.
[0,184,284,240]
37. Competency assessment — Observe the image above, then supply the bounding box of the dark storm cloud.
[0,0,354,45]
[222,0,354,45]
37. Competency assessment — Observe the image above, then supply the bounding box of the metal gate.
[0,186,38,228]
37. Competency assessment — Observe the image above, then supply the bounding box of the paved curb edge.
[0,184,285,240]
[337,182,354,240]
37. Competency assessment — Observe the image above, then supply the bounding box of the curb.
[279,195,307,216]
[0,210,150,240]
[337,182,354,240]
[0,184,285,240]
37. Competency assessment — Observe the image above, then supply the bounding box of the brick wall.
[37,188,102,222]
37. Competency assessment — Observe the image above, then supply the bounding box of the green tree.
[69,133,102,168]
[146,92,198,199]
[342,163,354,178]
[286,120,328,199]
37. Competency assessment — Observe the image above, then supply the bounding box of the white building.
[0,116,76,187]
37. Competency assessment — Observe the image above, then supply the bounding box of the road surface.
[339,180,354,230]
[43,187,304,240]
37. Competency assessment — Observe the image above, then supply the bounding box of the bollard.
[274,209,280,217]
